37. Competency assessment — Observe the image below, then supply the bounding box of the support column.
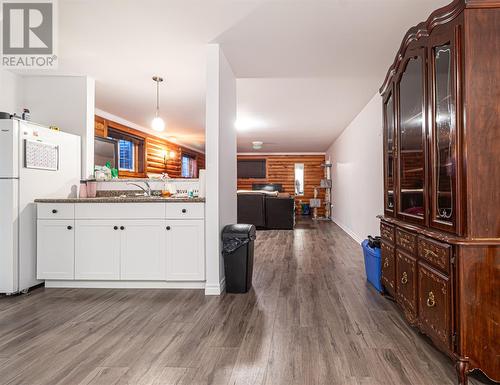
[204,44,237,295]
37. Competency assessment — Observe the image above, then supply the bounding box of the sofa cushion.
[237,193,266,228]
[265,196,295,230]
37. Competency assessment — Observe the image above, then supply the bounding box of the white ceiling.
[54,0,450,152]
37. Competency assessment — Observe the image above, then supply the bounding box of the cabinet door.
[75,220,120,280]
[37,220,74,279]
[120,220,166,280]
[381,241,396,296]
[396,250,417,318]
[397,49,427,224]
[383,90,396,215]
[166,219,205,281]
[418,262,451,349]
[429,31,459,234]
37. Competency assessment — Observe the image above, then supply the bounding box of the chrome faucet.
[127,181,152,196]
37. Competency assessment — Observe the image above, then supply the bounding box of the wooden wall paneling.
[94,116,107,138]
[237,154,326,215]
[94,115,205,178]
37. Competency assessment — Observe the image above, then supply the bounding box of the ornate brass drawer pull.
[401,271,408,285]
[427,291,436,308]
[424,248,439,259]
[384,258,389,269]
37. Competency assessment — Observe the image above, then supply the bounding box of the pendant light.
[151,76,165,132]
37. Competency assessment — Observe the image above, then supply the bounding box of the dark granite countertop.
[34,196,205,203]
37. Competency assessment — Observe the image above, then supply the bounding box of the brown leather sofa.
[237,191,294,230]
[237,193,266,228]
[265,196,295,230]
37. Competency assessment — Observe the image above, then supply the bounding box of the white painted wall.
[326,92,384,243]
[22,75,95,178]
[205,44,237,295]
[0,69,22,114]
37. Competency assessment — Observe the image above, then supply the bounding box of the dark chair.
[237,193,266,228]
[265,196,295,230]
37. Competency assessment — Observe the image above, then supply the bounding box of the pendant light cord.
[156,79,160,118]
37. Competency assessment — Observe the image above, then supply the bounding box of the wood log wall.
[237,154,327,215]
[95,115,205,178]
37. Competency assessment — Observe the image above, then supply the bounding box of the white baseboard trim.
[332,219,364,244]
[204,277,225,296]
[45,280,206,289]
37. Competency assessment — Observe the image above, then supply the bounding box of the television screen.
[237,159,266,178]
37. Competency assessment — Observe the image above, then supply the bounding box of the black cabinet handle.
[52,209,58,214]
[114,226,118,230]
[120,226,125,230]
[67,225,72,230]
[166,226,171,230]
[181,209,187,213]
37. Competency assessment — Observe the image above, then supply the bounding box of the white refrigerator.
[0,119,81,294]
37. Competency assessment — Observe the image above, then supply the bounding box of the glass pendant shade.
[152,115,165,132]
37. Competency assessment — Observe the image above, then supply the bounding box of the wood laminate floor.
[0,219,493,385]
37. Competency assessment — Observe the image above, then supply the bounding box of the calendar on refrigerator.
[24,139,59,171]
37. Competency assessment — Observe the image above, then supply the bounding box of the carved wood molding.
[466,0,500,9]
[379,0,466,95]
[378,216,500,245]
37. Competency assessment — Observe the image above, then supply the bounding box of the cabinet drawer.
[418,237,451,274]
[165,203,204,219]
[38,203,75,220]
[396,228,417,254]
[381,241,396,296]
[396,250,417,317]
[380,222,395,243]
[418,262,451,349]
[75,203,165,219]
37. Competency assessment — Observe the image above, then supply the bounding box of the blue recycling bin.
[361,239,383,293]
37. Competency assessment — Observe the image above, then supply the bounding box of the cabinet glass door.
[384,93,395,214]
[398,55,426,222]
[431,42,456,231]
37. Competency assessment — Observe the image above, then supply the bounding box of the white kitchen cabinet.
[37,219,75,279]
[37,201,206,288]
[120,220,166,280]
[166,219,205,281]
[75,220,120,280]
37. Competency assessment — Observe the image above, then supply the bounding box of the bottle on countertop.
[87,179,97,198]
[22,109,30,121]
[79,180,88,199]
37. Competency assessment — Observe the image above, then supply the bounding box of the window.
[107,127,145,175]
[118,139,134,171]
[181,154,197,178]
[295,163,304,195]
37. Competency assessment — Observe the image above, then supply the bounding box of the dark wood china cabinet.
[378,1,500,384]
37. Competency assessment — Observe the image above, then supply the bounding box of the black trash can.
[222,224,256,293]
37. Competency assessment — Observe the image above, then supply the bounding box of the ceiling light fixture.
[252,141,263,150]
[151,76,165,132]
[235,117,267,131]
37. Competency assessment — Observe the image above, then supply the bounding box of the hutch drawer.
[418,236,451,274]
[381,241,396,296]
[418,262,451,349]
[396,228,417,254]
[396,250,417,317]
[380,222,395,243]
